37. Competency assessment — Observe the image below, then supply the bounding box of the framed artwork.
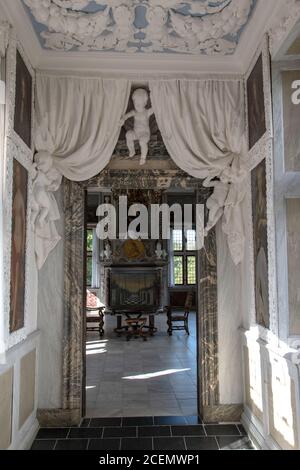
[10,159,28,333]
[14,50,32,148]
[251,159,269,330]
[247,53,267,150]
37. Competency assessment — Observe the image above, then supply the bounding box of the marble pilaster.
[198,226,219,413]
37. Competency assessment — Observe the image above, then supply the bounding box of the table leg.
[99,311,105,337]
[149,315,155,336]
[115,315,123,337]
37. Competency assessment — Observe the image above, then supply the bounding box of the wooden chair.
[165,291,194,336]
[86,290,105,337]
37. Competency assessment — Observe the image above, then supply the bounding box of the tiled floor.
[31,417,254,450]
[86,312,197,418]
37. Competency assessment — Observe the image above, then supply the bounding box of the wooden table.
[112,310,158,338]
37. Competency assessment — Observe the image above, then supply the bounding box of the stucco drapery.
[33,75,131,268]
[150,80,247,265]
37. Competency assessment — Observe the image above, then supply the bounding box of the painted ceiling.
[23,0,257,55]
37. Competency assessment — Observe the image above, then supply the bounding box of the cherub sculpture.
[203,162,247,236]
[120,89,154,166]
[31,152,62,230]
[203,170,231,236]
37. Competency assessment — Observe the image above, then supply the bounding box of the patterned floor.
[31,416,254,450]
[86,313,198,418]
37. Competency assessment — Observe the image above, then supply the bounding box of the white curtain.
[33,75,131,268]
[150,80,247,265]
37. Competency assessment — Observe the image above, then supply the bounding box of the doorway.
[84,189,199,419]
[61,169,219,425]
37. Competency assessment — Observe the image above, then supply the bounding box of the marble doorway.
[60,168,221,426]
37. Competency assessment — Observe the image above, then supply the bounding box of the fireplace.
[107,267,162,312]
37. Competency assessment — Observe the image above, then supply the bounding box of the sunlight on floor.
[85,313,197,417]
[86,340,108,356]
[122,368,191,380]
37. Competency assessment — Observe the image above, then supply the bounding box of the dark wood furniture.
[113,309,158,338]
[124,318,148,342]
[86,307,105,337]
[86,290,105,337]
[165,291,194,336]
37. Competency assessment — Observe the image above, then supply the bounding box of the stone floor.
[86,312,198,418]
[31,417,254,450]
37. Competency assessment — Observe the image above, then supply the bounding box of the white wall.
[216,221,243,405]
[0,7,39,449]
[37,188,64,409]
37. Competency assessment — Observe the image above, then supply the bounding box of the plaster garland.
[23,0,254,55]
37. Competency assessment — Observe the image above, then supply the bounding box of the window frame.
[170,227,197,287]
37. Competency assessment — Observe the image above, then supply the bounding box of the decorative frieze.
[23,0,254,55]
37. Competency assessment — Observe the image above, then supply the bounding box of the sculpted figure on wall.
[120,89,154,166]
[31,152,62,230]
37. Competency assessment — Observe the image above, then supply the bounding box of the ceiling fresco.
[23,0,257,55]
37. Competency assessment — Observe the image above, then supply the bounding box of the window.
[86,229,93,287]
[171,229,197,286]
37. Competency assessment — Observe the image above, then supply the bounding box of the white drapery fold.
[33,75,131,268]
[150,79,247,265]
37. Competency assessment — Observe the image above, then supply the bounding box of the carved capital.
[0,21,10,58]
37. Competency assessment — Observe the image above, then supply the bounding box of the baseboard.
[9,417,39,450]
[241,409,281,450]
[37,408,81,427]
[202,404,243,423]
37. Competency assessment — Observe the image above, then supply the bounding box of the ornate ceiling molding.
[23,0,255,55]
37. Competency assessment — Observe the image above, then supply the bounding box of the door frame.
[61,169,222,424]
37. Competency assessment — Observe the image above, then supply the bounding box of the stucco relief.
[23,0,255,55]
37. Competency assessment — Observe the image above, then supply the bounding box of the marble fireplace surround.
[39,167,242,426]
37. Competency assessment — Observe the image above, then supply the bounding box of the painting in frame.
[10,159,28,333]
[14,50,32,149]
[251,158,269,330]
[247,53,267,150]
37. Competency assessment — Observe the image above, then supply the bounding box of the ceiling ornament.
[23,0,254,55]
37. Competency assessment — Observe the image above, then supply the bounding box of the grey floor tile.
[31,440,56,450]
[205,425,241,436]
[103,427,137,438]
[36,429,69,440]
[153,437,186,450]
[171,425,205,437]
[217,436,254,450]
[55,439,88,450]
[121,438,153,450]
[139,426,171,437]
[86,313,197,418]
[88,439,120,450]
[68,428,103,439]
[185,437,219,451]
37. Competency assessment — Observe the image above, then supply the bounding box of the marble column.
[198,226,219,421]
[62,178,85,424]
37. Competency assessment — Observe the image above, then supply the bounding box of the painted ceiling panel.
[22,0,257,55]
